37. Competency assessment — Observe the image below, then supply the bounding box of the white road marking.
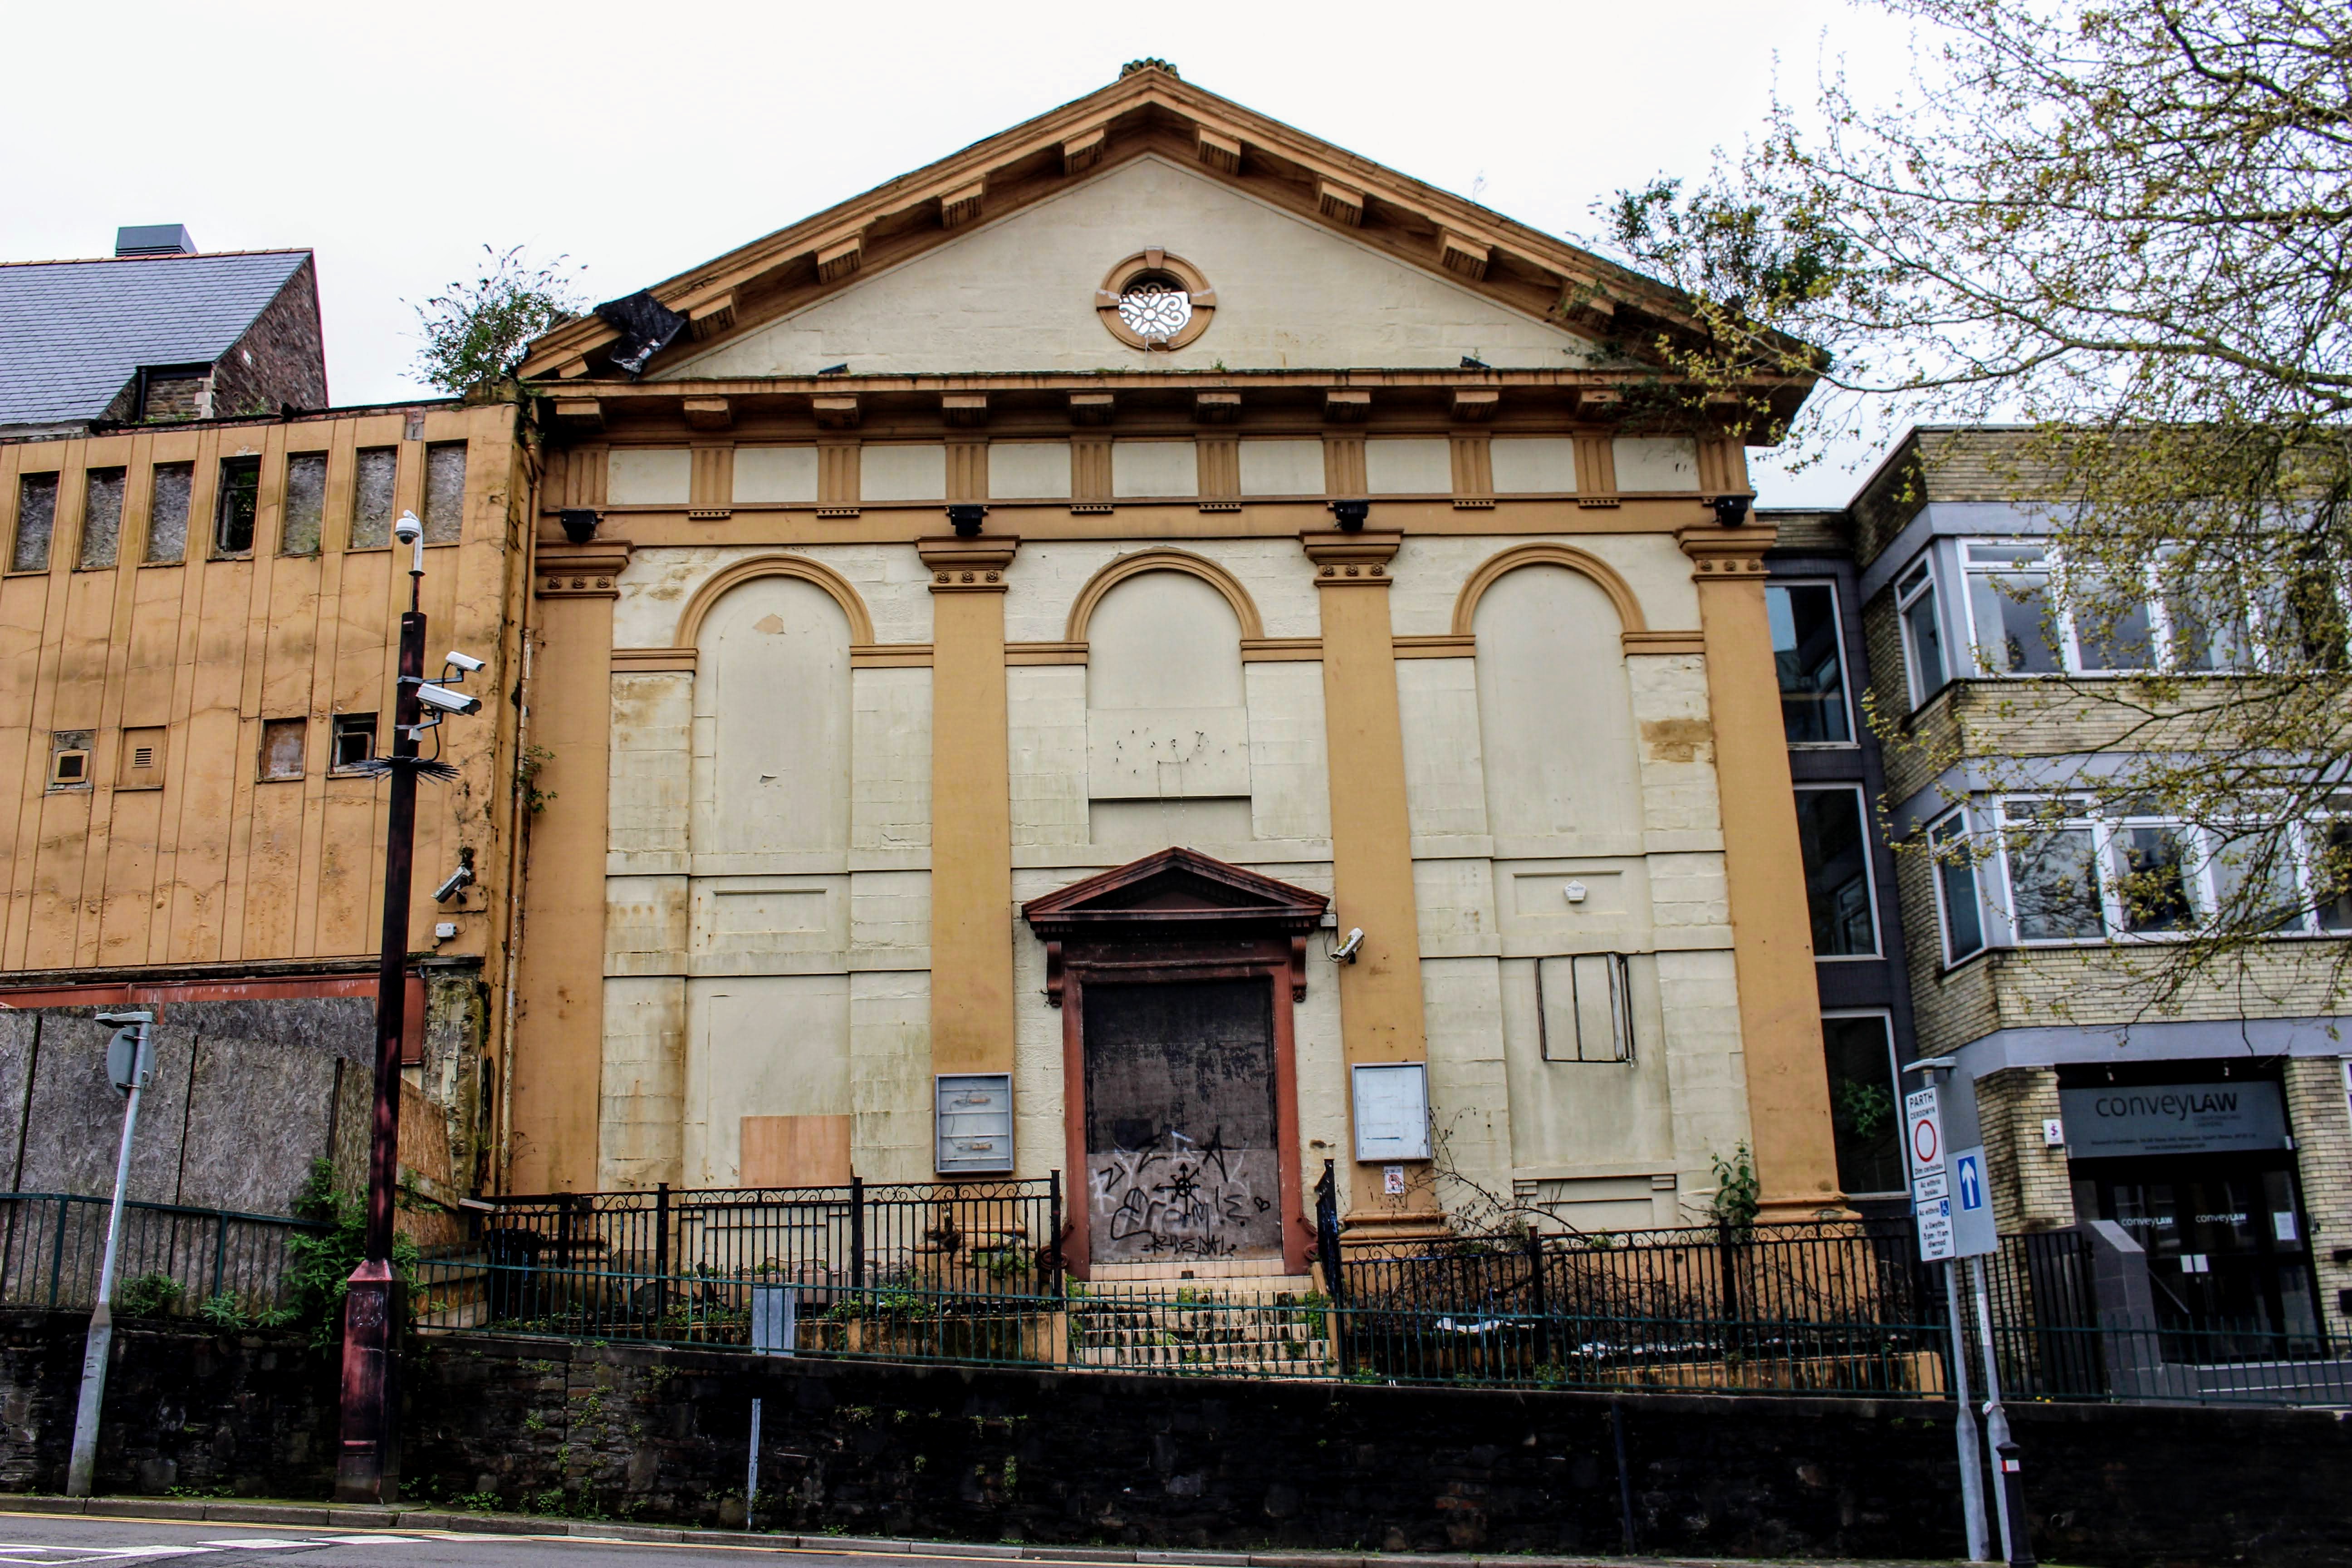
[194,1546,312,1552]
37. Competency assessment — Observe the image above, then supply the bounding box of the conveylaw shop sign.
[2057,1081,2289,1159]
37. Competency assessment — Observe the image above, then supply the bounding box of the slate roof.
[0,250,311,428]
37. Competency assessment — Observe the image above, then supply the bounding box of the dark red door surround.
[1023,848,1327,1279]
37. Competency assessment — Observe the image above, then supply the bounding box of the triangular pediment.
[1023,848,1327,936]
[518,65,1724,384]
[668,157,1597,377]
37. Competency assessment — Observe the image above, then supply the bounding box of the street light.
[334,511,477,1504]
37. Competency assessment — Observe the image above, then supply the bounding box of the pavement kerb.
[0,1502,1972,1568]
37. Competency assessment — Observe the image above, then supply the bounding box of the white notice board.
[1352,1063,1431,1162]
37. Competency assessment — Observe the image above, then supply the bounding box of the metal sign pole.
[1972,1254,2033,1566]
[66,1011,153,1498]
[746,1398,764,1532]
[1905,1059,1992,1562]
[1945,1260,1989,1561]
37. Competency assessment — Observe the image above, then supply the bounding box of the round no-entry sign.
[1903,1084,1945,1179]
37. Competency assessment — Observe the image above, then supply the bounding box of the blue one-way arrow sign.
[1948,1144,1997,1256]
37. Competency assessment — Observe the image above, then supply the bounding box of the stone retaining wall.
[1,1312,2349,1566]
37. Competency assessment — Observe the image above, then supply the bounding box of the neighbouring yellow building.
[499,63,1845,1277]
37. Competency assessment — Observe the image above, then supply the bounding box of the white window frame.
[1993,794,2352,945]
[1895,555,1946,709]
[1794,783,1882,960]
[1766,579,1859,749]
[1928,808,1987,965]
[1959,537,2351,678]
[1820,1009,1907,1198]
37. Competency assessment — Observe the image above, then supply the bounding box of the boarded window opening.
[259,718,306,780]
[331,712,377,772]
[215,456,260,556]
[12,473,57,573]
[350,448,397,549]
[145,463,192,563]
[48,730,93,790]
[281,453,327,556]
[421,444,466,543]
[1536,952,1637,1063]
[78,469,125,569]
[118,725,165,789]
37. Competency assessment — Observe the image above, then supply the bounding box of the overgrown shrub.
[284,1159,422,1346]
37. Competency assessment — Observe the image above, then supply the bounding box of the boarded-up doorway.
[1082,978,1281,1264]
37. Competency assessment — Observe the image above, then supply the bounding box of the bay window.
[1896,557,1947,705]
[1998,795,2352,942]
[1929,810,1987,963]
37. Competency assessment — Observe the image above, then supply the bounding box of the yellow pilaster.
[1302,529,1441,1233]
[510,539,627,1194]
[919,536,1019,1102]
[1679,519,1847,1220]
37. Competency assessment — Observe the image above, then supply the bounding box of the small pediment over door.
[1022,847,1328,1004]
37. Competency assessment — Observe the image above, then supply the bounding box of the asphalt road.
[0,1516,1029,1568]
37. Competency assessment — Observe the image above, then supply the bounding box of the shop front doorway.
[2073,1153,2323,1354]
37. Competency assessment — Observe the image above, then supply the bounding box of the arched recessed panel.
[1474,564,1641,840]
[1066,550,1264,644]
[1086,569,1251,830]
[696,575,852,857]
[675,553,875,650]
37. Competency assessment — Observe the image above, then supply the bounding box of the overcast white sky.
[2,1,1918,505]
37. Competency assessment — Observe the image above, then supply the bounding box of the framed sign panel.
[1351,1062,1431,1162]
[936,1073,1014,1174]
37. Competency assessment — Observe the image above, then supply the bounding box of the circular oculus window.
[1096,250,1216,351]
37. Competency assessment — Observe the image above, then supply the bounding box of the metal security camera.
[431,863,475,903]
[443,651,485,674]
[392,511,422,545]
[414,681,482,716]
[1329,927,1365,964]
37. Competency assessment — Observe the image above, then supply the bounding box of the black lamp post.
[335,510,467,1504]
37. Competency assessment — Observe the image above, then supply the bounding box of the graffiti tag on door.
[1089,1126,1278,1259]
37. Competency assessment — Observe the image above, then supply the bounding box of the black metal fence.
[396,1181,2352,1407]
[0,1191,322,1322]
[422,1177,1061,1339]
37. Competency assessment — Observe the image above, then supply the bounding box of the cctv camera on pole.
[335,514,484,1504]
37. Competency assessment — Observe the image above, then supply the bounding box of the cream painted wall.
[1392,535,1751,1196]
[1387,533,1700,639]
[694,576,852,862]
[1490,438,1578,494]
[1473,565,1642,845]
[610,448,691,505]
[862,444,947,503]
[614,545,934,648]
[989,441,1072,500]
[1364,438,1453,495]
[1238,439,1324,496]
[1086,571,1249,800]
[1111,441,1197,499]
[602,563,938,1188]
[675,156,1599,377]
[597,519,1756,1214]
[683,974,851,1187]
[734,446,819,504]
[1614,436,1700,491]
[1004,539,1321,643]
